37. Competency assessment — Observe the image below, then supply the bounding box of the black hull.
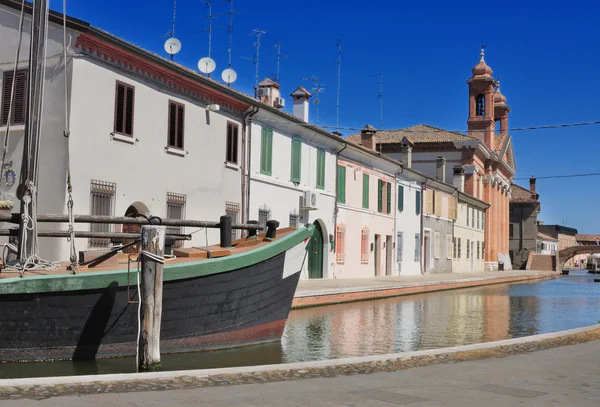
[0,251,300,362]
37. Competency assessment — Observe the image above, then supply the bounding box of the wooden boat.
[0,225,313,362]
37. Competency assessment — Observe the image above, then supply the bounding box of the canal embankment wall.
[292,270,558,309]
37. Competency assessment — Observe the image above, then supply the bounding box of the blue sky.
[54,0,599,232]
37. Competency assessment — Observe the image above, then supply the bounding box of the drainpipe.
[242,106,259,224]
[333,142,348,264]
[420,181,426,274]
[394,164,404,275]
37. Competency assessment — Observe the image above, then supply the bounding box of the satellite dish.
[221,68,237,85]
[198,57,216,75]
[164,37,182,55]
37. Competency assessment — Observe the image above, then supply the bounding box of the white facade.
[395,177,422,275]
[453,196,487,273]
[539,238,558,255]
[246,110,339,280]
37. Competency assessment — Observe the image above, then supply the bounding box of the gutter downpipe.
[394,164,404,275]
[333,142,348,263]
[420,180,426,274]
[242,106,259,224]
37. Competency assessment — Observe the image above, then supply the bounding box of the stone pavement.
[293,269,556,308]
[2,338,599,406]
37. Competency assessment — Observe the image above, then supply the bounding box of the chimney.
[453,165,465,192]
[400,136,413,168]
[290,86,312,122]
[360,124,377,151]
[436,156,446,183]
[257,78,283,109]
[529,175,536,193]
[332,131,343,137]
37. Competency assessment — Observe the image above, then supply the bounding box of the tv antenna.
[163,0,181,61]
[370,72,384,129]
[274,43,287,83]
[335,40,343,133]
[220,0,239,68]
[242,28,267,91]
[195,1,216,76]
[302,76,325,125]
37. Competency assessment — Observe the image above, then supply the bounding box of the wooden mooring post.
[138,225,166,372]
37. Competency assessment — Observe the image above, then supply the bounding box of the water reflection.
[2,271,599,379]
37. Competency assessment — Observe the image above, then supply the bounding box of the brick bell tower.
[467,47,496,148]
[493,79,510,139]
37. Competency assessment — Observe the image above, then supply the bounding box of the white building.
[394,174,423,276]
[246,80,340,279]
[538,232,558,255]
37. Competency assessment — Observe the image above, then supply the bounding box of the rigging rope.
[0,0,26,198]
[62,0,79,273]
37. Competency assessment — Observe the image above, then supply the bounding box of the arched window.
[475,94,485,116]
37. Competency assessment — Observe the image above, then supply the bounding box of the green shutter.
[290,137,302,182]
[398,185,404,212]
[260,128,273,176]
[362,174,369,208]
[337,165,346,204]
[316,148,325,189]
[377,179,383,212]
[387,182,392,214]
[416,190,421,215]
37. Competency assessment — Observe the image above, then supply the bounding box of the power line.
[515,172,600,180]
[245,116,600,134]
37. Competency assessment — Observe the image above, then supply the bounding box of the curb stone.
[0,324,598,401]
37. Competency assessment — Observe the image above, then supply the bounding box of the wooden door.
[308,222,324,279]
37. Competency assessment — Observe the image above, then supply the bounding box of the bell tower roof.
[471,47,493,78]
[494,79,507,105]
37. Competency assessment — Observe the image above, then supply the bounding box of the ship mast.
[18,0,49,269]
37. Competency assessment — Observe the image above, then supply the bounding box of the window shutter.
[425,190,434,215]
[398,185,404,212]
[397,232,403,262]
[125,86,134,136]
[415,190,421,215]
[2,70,28,126]
[168,102,177,147]
[387,182,392,214]
[290,137,302,182]
[337,165,346,203]
[360,228,369,264]
[114,83,125,133]
[316,148,325,189]
[362,173,369,209]
[377,179,383,212]
[176,104,185,149]
[260,128,273,175]
[434,191,442,216]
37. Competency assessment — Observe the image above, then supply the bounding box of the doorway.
[374,234,381,276]
[308,221,324,279]
[385,235,393,276]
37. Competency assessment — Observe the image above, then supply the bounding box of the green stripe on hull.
[0,225,314,295]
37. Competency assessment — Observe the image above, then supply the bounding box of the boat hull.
[0,230,311,362]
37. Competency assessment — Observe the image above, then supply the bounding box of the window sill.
[112,133,136,145]
[0,125,25,132]
[165,147,186,157]
[225,161,239,171]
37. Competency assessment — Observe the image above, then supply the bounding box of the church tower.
[493,79,510,139]
[467,48,496,148]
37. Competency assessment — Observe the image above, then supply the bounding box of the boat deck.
[0,227,297,279]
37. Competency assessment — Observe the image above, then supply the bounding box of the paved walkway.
[293,270,556,308]
[4,339,599,406]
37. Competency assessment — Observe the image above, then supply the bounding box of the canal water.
[2,271,599,379]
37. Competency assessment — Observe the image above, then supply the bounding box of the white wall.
[0,6,77,260]
[247,121,337,279]
[540,240,558,255]
[453,201,486,272]
[395,178,422,275]
[335,159,396,278]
